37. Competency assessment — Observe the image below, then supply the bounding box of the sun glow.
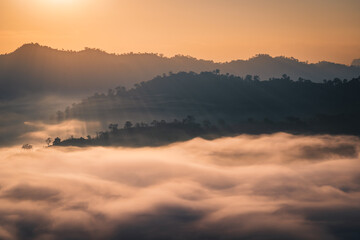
[47,0,82,5]
[1,0,360,64]
[35,0,85,9]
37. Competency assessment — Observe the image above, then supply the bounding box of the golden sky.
[0,0,359,64]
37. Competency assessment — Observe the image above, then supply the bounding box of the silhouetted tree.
[245,75,253,82]
[151,120,159,126]
[282,74,291,81]
[109,124,118,132]
[53,137,61,145]
[124,121,133,129]
[45,138,52,146]
[115,86,126,95]
[22,144,32,150]
[333,78,342,86]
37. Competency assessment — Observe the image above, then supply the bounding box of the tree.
[151,120,159,127]
[115,86,126,96]
[45,138,52,146]
[281,74,290,81]
[22,144,32,150]
[333,78,342,86]
[245,75,253,82]
[124,121,133,129]
[108,123,118,132]
[53,137,61,145]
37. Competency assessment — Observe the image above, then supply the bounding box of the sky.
[0,0,360,64]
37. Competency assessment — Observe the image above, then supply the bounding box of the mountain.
[1,43,360,100]
[57,72,360,127]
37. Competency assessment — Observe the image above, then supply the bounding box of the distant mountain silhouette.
[1,43,360,100]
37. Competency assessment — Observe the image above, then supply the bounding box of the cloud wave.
[0,133,359,239]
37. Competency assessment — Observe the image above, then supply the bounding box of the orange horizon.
[1,0,359,65]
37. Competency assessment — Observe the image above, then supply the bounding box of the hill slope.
[58,72,360,125]
[1,43,360,99]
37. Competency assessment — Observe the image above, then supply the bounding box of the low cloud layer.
[0,133,359,239]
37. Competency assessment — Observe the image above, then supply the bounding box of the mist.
[0,94,80,146]
[2,1,360,239]
[1,133,359,240]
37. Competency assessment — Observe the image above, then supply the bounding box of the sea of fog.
[1,132,360,239]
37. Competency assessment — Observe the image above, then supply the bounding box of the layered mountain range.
[1,43,359,99]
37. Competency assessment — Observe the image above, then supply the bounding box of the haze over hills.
[1,43,360,146]
[56,72,360,133]
[1,43,360,100]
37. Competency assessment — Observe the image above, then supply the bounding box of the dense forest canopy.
[49,71,360,147]
[57,71,360,125]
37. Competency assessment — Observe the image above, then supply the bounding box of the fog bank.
[0,133,359,239]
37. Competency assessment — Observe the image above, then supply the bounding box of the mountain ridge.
[1,43,360,100]
[5,43,349,65]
